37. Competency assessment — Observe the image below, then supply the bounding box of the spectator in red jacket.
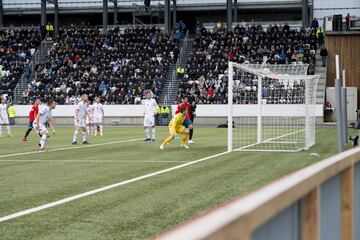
[345,13,351,31]
[207,88,214,101]
[227,52,235,60]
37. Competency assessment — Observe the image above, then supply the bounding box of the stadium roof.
[3,0,303,14]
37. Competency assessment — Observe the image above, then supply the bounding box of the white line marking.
[0,160,190,163]
[0,151,229,223]
[0,138,143,159]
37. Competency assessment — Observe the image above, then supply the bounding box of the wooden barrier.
[157,148,360,240]
[325,31,360,107]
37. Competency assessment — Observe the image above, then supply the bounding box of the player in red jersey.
[22,99,41,142]
[175,96,193,143]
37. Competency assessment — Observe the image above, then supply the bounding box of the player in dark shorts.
[188,101,196,144]
[22,99,41,142]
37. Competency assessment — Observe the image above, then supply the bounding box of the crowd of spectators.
[0,28,42,101]
[3,23,322,105]
[177,23,318,104]
[20,26,179,104]
[233,73,305,104]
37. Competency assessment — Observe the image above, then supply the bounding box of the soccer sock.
[90,126,94,136]
[24,128,32,138]
[73,130,79,142]
[100,125,103,135]
[6,126,11,135]
[152,128,156,139]
[162,136,174,145]
[181,134,189,145]
[0,126,2,136]
[145,128,150,139]
[40,134,47,148]
[82,130,87,142]
[189,128,193,140]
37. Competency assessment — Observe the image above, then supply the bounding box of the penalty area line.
[0,138,143,159]
[0,151,229,223]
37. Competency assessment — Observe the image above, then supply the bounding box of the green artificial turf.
[0,126,356,239]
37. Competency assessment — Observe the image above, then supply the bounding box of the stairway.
[160,38,194,106]
[315,50,327,105]
[14,39,53,103]
[160,63,176,104]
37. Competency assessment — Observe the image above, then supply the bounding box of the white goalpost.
[227,62,319,152]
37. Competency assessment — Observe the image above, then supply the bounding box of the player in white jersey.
[72,94,90,144]
[143,92,158,141]
[93,97,104,136]
[0,98,12,137]
[86,104,95,136]
[34,100,56,152]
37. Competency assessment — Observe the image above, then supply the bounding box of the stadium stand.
[0,28,42,101]
[176,24,318,104]
[20,26,179,104]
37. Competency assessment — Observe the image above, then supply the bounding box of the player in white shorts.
[0,98,12,137]
[143,92,158,142]
[72,94,90,144]
[86,103,95,136]
[93,97,104,136]
[34,100,56,152]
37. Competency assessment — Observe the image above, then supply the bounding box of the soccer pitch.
[0,126,355,239]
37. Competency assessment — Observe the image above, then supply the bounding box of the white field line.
[0,160,190,163]
[0,138,143,159]
[0,151,229,223]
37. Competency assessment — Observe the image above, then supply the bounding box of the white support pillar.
[257,76,262,144]
[228,62,234,152]
[335,55,344,153]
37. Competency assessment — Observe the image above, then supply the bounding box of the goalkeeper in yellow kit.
[160,106,191,149]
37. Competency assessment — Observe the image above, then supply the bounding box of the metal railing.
[164,31,189,105]
[157,147,360,240]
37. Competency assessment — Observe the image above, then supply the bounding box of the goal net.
[227,63,319,152]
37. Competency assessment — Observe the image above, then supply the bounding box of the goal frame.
[227,62,319,152]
